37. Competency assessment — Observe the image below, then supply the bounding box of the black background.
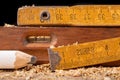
[0,0,119,26]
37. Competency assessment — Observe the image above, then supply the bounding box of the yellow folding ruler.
[18,5,120,26]
[48,37,120,71]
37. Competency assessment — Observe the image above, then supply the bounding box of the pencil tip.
[29,56,37,64]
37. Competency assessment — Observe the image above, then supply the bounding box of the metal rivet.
[40,11,50,21]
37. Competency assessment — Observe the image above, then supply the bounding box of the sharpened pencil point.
[29,56,37,64]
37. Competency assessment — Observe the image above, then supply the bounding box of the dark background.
[0,0,119,26]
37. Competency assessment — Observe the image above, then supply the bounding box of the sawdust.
[0,64,120,80]
[4,23,17,27]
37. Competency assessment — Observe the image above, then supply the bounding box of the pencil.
[0,50,37,69]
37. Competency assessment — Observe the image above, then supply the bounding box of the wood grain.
[0,27,120,65]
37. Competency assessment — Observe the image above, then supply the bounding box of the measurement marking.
[56,14,63,20]
[70,14,76,20]
[76,47,95,56]
[70,59,74,67]
[105,44,109,55]
[112,11,119,20]
[62,52,66,64]
[84,13,91,20]
[98,13,105,20]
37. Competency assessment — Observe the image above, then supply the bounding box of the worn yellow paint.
[50,37,120,70]
[18,5,120,26]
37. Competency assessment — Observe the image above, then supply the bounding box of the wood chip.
[0,64,120,80]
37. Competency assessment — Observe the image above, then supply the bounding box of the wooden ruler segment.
[48,37,120,71]
[18,5,120,26]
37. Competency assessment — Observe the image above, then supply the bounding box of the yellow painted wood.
[51,37,120,70]
[18,5,120,26]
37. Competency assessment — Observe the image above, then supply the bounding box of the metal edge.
[47,48,61,71]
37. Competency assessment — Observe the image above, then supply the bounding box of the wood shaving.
[4,23,16,27]
[0,64,120,80]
